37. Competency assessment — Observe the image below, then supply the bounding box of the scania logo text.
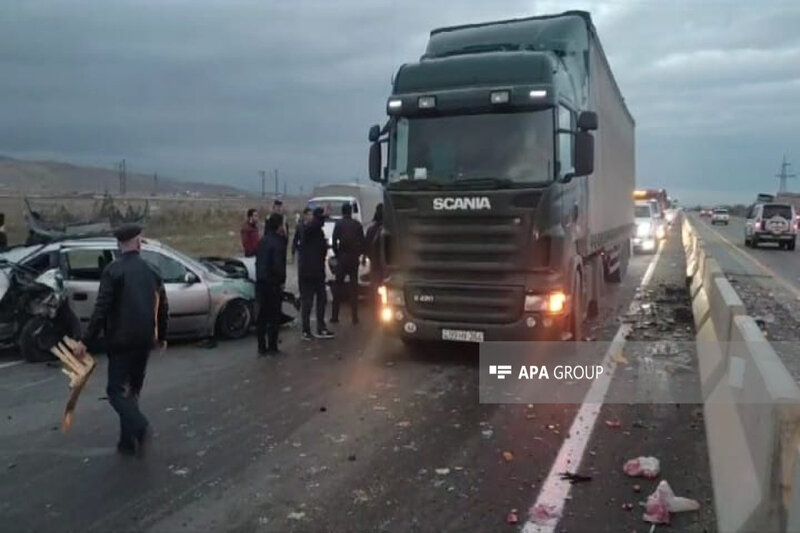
[432,197,492,211]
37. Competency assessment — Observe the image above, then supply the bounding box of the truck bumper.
[754,233,796,243]
[378,307,568,343]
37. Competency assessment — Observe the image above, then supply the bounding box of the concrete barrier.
[682,216,800,532]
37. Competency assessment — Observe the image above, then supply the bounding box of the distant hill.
[0,155,250,196]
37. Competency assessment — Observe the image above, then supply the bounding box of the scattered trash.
[622,502,634,511]
[347,454,357,462]
[632,420,649,429]
[8,463,17,470]
[559,472,592,484]
[506,509,519,524]
[287,511,306,521]
[605,419,622,429]
[282,386,292,393]
[643,480,700,524]
[396,421,411,428]
[435,468,450,475]
[373,405,387,411]
[529,503,561,524]
[171,467,190,477]
[623,456,660,478]
[502,451,514,462]
[633,484,642,493]
[319,406,327,412]
[482,429,494,439]
[611,352,629,365]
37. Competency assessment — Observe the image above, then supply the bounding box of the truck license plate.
[441,329,484,343]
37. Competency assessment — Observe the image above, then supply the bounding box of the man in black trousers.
[76,223,168,456]
[298,207,335,341]
[331,203,365,325]
[255,213,287,356]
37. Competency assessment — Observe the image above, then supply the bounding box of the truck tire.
[20,317,59,363]
[568,273,583,342]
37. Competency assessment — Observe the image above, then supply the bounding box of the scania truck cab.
[368,11,635,345]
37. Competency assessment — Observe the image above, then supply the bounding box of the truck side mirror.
[573,131,594,177]
[368,124,381,143]
[577,111,598,131]
[369,143,383,183]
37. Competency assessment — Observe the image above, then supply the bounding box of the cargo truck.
[367,11,635,345]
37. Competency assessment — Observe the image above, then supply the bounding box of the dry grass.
[0,195,303,257]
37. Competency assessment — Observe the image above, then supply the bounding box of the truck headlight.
[636,221,652,237]
[378,286,404,306]
[524,291,567,314]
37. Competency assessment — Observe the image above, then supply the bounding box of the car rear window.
[763,204,792,219]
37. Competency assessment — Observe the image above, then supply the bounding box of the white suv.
[745,203,797,250]
[711,208,729,225]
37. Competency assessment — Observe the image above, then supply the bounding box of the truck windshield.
[388,110,554,188]
[635,205,651,218]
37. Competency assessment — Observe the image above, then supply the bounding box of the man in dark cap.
[331,202,365,325]
[255,213,287,355]
[75,223,168,456]
[298,207,335,341]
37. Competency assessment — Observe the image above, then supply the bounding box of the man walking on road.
[256,213,287,356]
[240,208,259,257]
[331,202,365,325]
[76,223,168,456]
[298,207,335,341]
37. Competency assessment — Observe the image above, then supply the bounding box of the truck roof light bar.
[418,96,436,109]
[529,89,547,98]
[490,90,510,104]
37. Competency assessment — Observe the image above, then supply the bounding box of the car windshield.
[635,205,651,218]
[714,209,727,214]
[763,204,792,219]
[307,199,355,219]
[388,110,554,187]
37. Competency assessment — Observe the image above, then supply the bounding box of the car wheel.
[215,299,252,340]
[19,317,59,363]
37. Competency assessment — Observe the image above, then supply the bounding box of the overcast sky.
[2,0,799,204]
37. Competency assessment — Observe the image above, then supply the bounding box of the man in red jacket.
[240,208,259,257]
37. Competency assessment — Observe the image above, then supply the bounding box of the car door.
[60,246,117,334]
[140,249,211,337]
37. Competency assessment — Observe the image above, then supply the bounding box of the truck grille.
[405,283,524,324]
[406,215,525,273]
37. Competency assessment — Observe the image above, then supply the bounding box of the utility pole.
[274,169,279,197]
[118,159,127,196]
[259,170,266,198]
[283,182,287,197]
[776,155,796,193]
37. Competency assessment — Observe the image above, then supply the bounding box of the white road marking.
[0,360,24,370]
[12,375,57,391]
[522,240,664,533]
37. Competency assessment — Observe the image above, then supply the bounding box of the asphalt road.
[0,223,715,533]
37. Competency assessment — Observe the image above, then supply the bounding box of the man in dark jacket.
[240,208,259,257]
[331,203,365,324]
[76,223,168,456]
[364,203,384,305]
[298,207,335,341]
[291,207,311,264]
[255,213,287,355]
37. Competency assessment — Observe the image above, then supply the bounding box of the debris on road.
[604,419,622,429]
[502,451,514,462]
[481,429,494,439]
[643,480,700,524]
[623,456,660,478]
[435,468,450,475]
[347,454,357,462]
[506,508,519,524]
[633,484,642,493]
[287,511,306,521]
[559,472,592,484]
[169,466,190,477]
[621,502,634,511]
[395,420,411,428]
[529,503,561,524]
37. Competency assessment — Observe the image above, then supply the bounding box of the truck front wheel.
[568,273,584,342]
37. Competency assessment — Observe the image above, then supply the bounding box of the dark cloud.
[1,0,798,202]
